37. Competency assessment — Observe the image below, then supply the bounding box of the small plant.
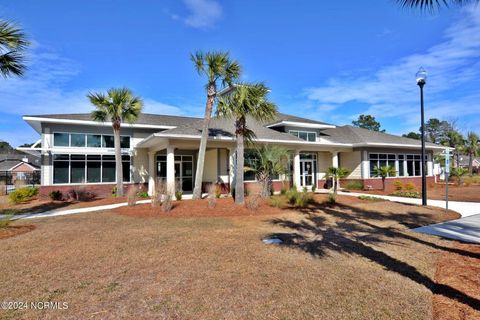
[270,196,285,208]
[137,191,149,198]
[327,193,336,205]
[215,184,222,198]
[9,187,39,204]
[451,167,469,186]
[285,188,299,205]
[405,182,416,191]
[175,191,183,201]
[311,184,316,193]
[390,191,421,198]
[344,181,364,190]
[358,195,385,201]
[280,187,287,195]
[127,185,138,207]
[48,190,63,201]
[67,187,95,202]
[161,194,173,212]
[0,215,13,229]
[302,186,308,193]
[371,165,396,191]
[111,186,117,197]
[295,191,312,208]
[245,195,261,211]
[393,180,404,191]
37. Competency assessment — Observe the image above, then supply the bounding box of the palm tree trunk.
[469,152,473,176]
[235,132,245,205]
[332,176,337,195]
[192,85,215,199]
[113,127,124,197]
[382,177,386,191]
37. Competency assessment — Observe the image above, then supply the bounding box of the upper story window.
[289,130,316,142]
[53,132,130,149]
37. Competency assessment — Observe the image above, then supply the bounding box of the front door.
[300,160,314,187]
[174,159,193,192]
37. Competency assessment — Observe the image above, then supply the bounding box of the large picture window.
[53,154,130,184]
[289,130,316,142]
[53,132,130,149]
[369,153,428,178]
[369,153,396,178]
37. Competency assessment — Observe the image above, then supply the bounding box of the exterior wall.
[217,148,229,184]
[316,151,331,181]
[132,148,149,183]
[361,176,435,193]
[339,151,362,179]
[203,149,218,183]
[11,163,37,173]
[38,183,148,200]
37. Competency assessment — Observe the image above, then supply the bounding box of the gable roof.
[266,113,335,129]
[0,159,40,172]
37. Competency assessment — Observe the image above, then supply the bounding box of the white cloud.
[143,99,184,115]
[306,7,480,130]
[181,0,222,29]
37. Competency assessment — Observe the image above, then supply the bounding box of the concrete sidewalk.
[328,190,480,218]
[413,214,480,244]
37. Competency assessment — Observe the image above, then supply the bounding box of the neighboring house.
[0,156,40,184]
[18,112,445,197]
[457,155,480,174]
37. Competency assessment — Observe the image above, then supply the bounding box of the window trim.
[288,130,317,142]
[52,132,131,149]
[368,152,429,178]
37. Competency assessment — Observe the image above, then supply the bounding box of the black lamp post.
[416,67,427,206]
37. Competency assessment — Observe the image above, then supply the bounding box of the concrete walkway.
[326,190,480,218]
[413,214,480,244]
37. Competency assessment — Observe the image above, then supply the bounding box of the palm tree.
[190,51,241,200]
[443,131,465,168]
[217,83,277,204]
[0,20,29,78]
[465,132,480,176]
[450,167,469,186]
[325,167,350,194]
[244,145,289,197]
[89,88,143,197]
[398,0,478,11]
[372,165,397,191]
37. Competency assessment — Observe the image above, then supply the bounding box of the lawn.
[0,195,479,319]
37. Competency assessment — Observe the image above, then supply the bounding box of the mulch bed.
[113,197,287,218]
[0,225,35,240]
[433,242,480,319]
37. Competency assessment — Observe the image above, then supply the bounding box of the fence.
[0,171,41,195]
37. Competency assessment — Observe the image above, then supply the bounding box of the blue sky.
[0,0,479,146]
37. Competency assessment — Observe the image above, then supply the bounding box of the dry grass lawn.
[0,195,478,319]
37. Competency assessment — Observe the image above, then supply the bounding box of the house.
[18,112,445,198]
[0,155,40,187]
[457,155,480,174]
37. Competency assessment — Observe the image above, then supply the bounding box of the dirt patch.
[433,242,480,320]
[0,225,35,240]
[113,197,286,218]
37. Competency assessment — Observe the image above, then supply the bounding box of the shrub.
[390,191,421,198]
[9,187,39,204]
[344,181,364,190]
[327,193,336,205]
[295,191,312,208]
[127,186,138,207]
[393,180,404,191]
[161,194,173,212]
[405,182,416,191]
[280,187,288,195]
[358,195,385,201]
[311,184,316,193]
[66,188,95,202]
[302,186,308,193]
[137,191,149,198]
[270,196,285,208]
[48,190,63,201]
[215,184,222,198]
[285,188,299,205]
[111,186,117,197]
[245,195,261,211]
[175,191,183,201]
[0,215,13,229]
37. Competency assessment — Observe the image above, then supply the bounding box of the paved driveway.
[413,214,480,244]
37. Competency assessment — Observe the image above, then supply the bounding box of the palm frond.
[190,51,205,75]
[0,51,26,77]
[397,0,478,11]
[88,88,143,125]
[0,20,29,52]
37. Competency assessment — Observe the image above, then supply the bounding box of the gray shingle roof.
[0,160,39,171]
[321,125,440,147]
[267,113,334,126]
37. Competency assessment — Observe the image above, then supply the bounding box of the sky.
[0,0,479,147]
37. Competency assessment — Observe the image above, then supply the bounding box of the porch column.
[166,145,175,195]
[228,147,236,194]
[293,150,301,189]
[361,150,369,179]
[331,151,339,168]
[427,153,433,176]
[148,151,156,196]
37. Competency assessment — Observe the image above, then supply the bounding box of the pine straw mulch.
[0,225,36,240]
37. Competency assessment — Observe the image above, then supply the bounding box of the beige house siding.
[203,149,218,182]
[340,151,362,179]
[317,151,332,180]
[132,148,149,183]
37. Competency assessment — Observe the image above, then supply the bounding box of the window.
[53,133,130,149]
[289,130,316,142]
[52,154,130,184]
[406,155,423,177]
[53,133,69,147]
[244,150,257,181]
[369,153,396,178]
[398,154,405,176]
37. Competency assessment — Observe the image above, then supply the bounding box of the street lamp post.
[416,67,427,206]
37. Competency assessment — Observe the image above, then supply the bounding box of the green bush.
[327,193,336,205]
[175,191,183,201]
[280,187,288,195]
[405,183,416,191]
[0,215,13,229]
[311,184,316,192]
[270,196,285,208]
[393,180,404,191]
[285,188,299,205]
[390,191,421,198]
[49,190,63,201]
[344,181,364,190]
[137,191,149,198]
[9,187,39,204]
[295,191,313,208]
[358,195,385,201]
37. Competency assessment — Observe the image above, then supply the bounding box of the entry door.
[174,161,193,192]
[300,161,314,187]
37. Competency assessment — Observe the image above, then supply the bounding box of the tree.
[244,145,289,198]
[0,20,29,78]
[465,132,480,176]
[325,167,350,194]
[0,141,14,153]
[89,88,143,197]
[424,118,453,144]
[217,83,277,204]
[190,51,241,199]
[442,130,465,168]
[372,165,396,191]
[402,132,421,140]
[352,114,384,132]
[450,167,468,186]
[398,0,478,11]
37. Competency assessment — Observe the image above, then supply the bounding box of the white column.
[293,150,301,189]
[228,147,236,194]
[427,154,433,176]
[148,151,156,196]
[331,151,339,168]
[361,150,369,179]
[166,145,175,195]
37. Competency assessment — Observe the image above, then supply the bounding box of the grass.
[358,195,385,201]
[0,197,477,319]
